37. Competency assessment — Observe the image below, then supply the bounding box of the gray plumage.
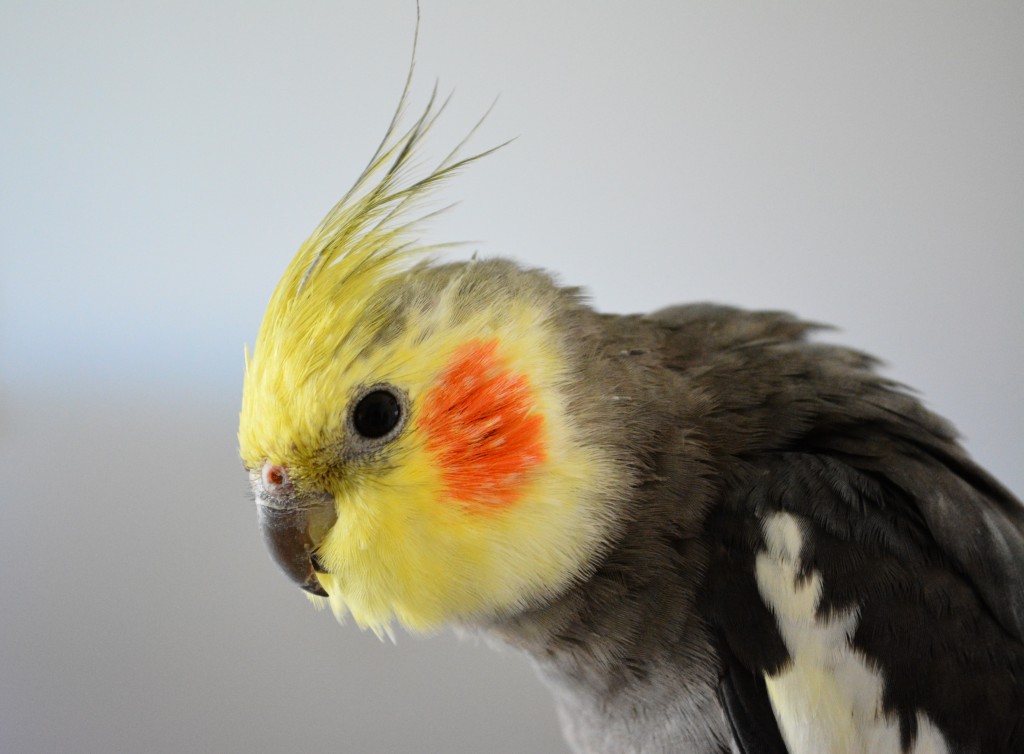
[456,260,1024,754]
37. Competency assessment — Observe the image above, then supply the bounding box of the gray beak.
[254,462,337,597]
[257,502,333,597]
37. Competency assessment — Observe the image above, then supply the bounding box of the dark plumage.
[482,291,1024,753]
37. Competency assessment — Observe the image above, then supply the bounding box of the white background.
[3,2,1021,752]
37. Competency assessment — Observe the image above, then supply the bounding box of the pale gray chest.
[535,647,732,754]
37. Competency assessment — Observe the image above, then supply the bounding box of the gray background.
[3,2,1021,752]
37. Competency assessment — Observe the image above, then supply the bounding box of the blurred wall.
[2,2,1021,752]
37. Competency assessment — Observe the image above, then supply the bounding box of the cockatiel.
[238,86,1024,754]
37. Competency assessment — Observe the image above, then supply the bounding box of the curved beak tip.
[301,576,329,598]
[257,503,331,597]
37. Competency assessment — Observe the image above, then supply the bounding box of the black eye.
[352,389,402,439]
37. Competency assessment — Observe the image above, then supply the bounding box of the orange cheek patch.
[419,339,546,509]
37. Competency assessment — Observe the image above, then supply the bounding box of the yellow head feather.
[240,79,501,465]
[239,85,628,635]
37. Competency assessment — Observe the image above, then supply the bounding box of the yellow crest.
[239,74,503,467]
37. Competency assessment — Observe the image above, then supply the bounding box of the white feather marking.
[755,513,950,754]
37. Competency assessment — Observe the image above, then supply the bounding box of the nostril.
[261,462,291,495]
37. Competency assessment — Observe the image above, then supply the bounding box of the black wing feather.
[716,642,790,754]
[710,451,1024,753]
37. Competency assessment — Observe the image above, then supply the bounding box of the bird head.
[238,92,630,636]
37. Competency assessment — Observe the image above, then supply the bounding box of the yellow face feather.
[239,90,627,635]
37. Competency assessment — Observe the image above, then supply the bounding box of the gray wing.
[650,304,1024,752]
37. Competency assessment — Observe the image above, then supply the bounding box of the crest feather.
[263,80,500,342]
[240,52,504,464]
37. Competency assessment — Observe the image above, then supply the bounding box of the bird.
[238,81,1024,754]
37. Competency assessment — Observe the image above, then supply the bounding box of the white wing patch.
[754,513,950,754]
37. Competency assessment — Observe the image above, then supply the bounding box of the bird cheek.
[419,339,547,511]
